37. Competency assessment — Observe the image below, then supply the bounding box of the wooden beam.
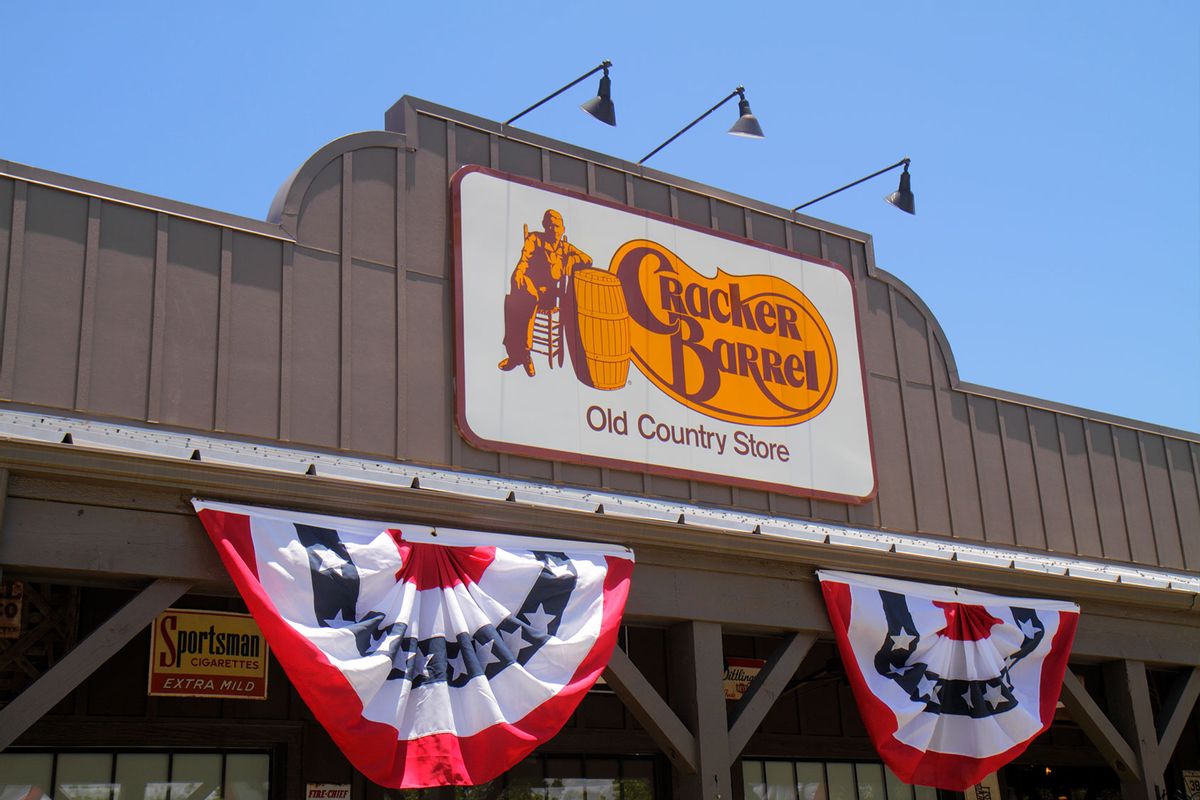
[670,620,732,800]
[1103,660,1161,800]
[1059,669,1141,781]
[1157,667,1200,762]
[0,578,191,751]
[602,644,697,774]
[728,631,817,760]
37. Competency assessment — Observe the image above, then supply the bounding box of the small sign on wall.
[306,785,351,799]
[0,581,22,639]
[724,657,766,700]
[149,608,269,699]
[1181,770,1200,800]
[968,772,1002,800]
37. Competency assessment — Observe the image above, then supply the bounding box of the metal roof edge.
[1,408,1194,599]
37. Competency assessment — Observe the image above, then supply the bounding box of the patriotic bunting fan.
[818,571,1079,790]
[193,499,634,788]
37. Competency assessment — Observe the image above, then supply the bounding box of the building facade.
[0,96,1197,800]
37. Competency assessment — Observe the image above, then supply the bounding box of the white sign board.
[453,167,875,501]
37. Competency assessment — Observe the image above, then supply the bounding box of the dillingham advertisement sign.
[453,167,875,501]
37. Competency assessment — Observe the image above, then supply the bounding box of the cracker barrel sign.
[149,608,268,699]
[453,167,875,501]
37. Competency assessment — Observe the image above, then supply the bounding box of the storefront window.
[742,760,939,800]
[0,750,269,800]
[379,755,657,799]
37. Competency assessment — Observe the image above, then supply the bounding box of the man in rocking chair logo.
[497,209,593,377]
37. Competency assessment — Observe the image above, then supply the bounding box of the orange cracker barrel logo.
[612,240,837,426]
[454,167,875,501]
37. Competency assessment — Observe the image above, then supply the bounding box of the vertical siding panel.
[891,293,933,383]
[349,260,397,456]
[159,218,220,430]
[0,182,27,400]
[406,272,450,465]
[1085,421,1131,561]
[869,375,917,532]
[226,233,283,440]
[937,390,987,540]
[748,211,785,248]
[1112,427,1156,564]
[454,126,489,169]
[1028,409,1077,554]
[861,280,899,380]
[547,153,587,190]
[1058,416,1103,557]
[998,403,1047,550]
[278,242,294,441]
[146,214,168,422]
[904,384,953,533]
[407,115,447,281]
[1139,433,1183,569]
[1165,439,1200,570]
[928,330,984,539]
[74,198,101,410]
[289,248,341,448]
[339,153,353,450]
[632,177,670,216]
[891,295,950,534]
[351,147,397,266]
[394,150,408,458]
[711,199,745,237]
[213,228,233,430]
[0,179,12,315]
[13,186,88,409]
[969,396,1016,545]
[14,188,87,406]
[296,158,342,254]
[498,137,541,180]
[789,223,822,260]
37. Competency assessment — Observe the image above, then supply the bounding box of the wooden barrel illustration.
[572,269,631,390]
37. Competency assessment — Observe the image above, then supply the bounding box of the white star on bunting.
[522,605,556,637]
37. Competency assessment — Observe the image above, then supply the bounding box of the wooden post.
[669,620,732,800]
[1060,669,1141,781]
[603,645,697,774]
[1103,660,1162,800]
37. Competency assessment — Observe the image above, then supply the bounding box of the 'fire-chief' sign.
[452,167,875,501]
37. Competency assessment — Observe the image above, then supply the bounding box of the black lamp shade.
[728,97,764,138]
[580,73,616,126]
[885,168,916,215]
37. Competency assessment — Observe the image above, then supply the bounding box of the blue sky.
[4,2,1197,431]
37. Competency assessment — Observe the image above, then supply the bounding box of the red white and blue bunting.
[817,570,1079,790]
[193,499,634,788]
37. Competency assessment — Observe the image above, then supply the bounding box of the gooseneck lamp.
[505,60,617,127]
[638,86,765,165]
[792,158,916,215]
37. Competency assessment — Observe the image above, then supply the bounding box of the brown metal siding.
[0,104,1196,574]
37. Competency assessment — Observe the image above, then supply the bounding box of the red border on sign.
[449,164,878,504]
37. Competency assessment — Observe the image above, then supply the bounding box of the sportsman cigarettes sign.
[149,608,269,699]
[453,166,875,501]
